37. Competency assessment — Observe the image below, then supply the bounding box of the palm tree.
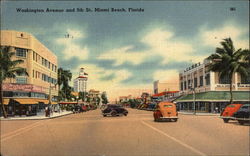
[0,46,28,118]
[57,68,72,101]
[207,38,249,104]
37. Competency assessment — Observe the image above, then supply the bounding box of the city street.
[1,108,249,156]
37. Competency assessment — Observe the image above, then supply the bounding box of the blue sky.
[1,1,249,100]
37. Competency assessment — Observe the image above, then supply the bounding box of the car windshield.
[164,105,173,108]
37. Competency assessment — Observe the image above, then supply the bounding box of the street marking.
[141,121,207,156]
[1,121,45,142]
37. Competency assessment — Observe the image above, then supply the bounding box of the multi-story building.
[73,68,88,92]
[153,80,179,94]
[88,89,100,105]
[176,59,250,113]
[1,30,58,116]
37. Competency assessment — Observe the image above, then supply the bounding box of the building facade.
[73,68,88,92]
[1,30,58,116]
[153,80,179,94]
[176,59,250,113]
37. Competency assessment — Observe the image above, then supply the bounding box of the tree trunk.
[229,76,233,104]
[0,82,8,118]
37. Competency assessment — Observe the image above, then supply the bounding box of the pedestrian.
[45,106,48,117]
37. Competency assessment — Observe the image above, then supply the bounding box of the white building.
[73,68,88,92]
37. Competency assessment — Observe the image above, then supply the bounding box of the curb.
[179,112,220,116]
[0,112,73,121]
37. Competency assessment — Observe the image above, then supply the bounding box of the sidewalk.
[179,111,220,116]
[0,111,73,121]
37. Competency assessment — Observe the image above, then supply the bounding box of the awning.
[14,99,38,105]
[37,99,49,104]
[51,102,58,105]
[2,99,10,105]
[59,102,77,104]
[175,91,250,102]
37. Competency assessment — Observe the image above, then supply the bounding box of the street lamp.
[189,83,196,115]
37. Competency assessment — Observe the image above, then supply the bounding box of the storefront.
[175,91,250,113]
[3,98,49,116]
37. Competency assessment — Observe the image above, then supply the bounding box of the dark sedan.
[102,104,128,117]
[233,104,250,125]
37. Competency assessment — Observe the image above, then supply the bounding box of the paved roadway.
[1,108,249,156]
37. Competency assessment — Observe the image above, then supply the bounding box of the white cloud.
[141,28,203,64]
[98,27,206,65]
[72,64,132,92]
[56,28,89,60]
[98,46,147,66]
[199,22,249,49]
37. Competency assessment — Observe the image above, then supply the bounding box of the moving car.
[102,104,128,117]
[220,104,243,123]
[233,104,250,125]
[153,102,178,122]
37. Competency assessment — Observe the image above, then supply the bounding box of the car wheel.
[223,118,229,123]
[111,111,117,117]
[103,115,107,117]
[238,120,245,125]
[124,112,128,116]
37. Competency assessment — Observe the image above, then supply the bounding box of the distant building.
[1,30,58,116]
[176,59,250,113]
[88,89,100,105]
[153,80,179,94]
[73,68,88,92]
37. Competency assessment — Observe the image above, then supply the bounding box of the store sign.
[3,83,46,93]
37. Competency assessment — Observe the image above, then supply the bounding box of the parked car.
[220,104,243,123]
[102,104,128,117]
[153,102,178,122]
[233,104,250,125]
[146,103,156,111]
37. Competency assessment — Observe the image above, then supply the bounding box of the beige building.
[1,30,58,116]
[176,59,250,113]
[153,80,179,94]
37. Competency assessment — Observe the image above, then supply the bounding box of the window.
[205,74,210,85]
[33,52,35,60]
[181,82,183,91]
[16,76,27,84]
[48,62,50,69]
[194,78,197,88]
[241,73,250,84]
[33,70,34,78]
[184,81,187,90]
[42,58,45,65]
[219,74,230,84]
[16,48,27,57]
[200,76,203,86]
[188,80,191,89]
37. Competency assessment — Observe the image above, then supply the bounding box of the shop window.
[16,48,27,58]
